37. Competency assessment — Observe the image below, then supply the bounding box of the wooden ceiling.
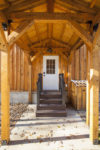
[0,0,100,56]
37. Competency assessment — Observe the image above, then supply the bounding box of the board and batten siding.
[0,44,68,91]
[0,44,99,91]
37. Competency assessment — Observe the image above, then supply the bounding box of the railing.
[37,73,42,105]
[59,74,66,105]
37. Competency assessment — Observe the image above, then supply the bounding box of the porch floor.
[1,105,100,150]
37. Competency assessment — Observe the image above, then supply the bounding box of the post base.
[1,140,9,145]
[93,139,99,145]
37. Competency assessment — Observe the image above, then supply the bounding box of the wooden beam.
[89,24,100,144]
[47,0,55,12]
[30,38,49,47]
[47,24,53,47]
[57,0,97,13]
[0,24,8,51]
[30,52,41,62]
[30,38,70,49]
[93,24,100,46]
[5,0,45,13]
[8,12,94,24]
[90,0,96,8]
[8,20,34,46]
[70,38,83,52]
[52,38,70,49]
[67,20,93,48]
[47,0,54,48]
[0,11,7,23]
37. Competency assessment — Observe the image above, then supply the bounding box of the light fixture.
[47,47,52,53]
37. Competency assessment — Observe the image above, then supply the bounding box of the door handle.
[43,72,45,76]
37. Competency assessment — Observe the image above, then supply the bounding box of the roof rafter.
[4,0,45,13]
[8,20,34,46]
[57,0,97,14]
[67,20,93,48]
[90,0,97,8]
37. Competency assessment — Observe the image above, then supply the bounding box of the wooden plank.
[86,48,90,126]
[80,46,84,80]
[77,87,82,110]
[1,51,10,144]
[16,45,21,90]
[0,51,1,92]
[10,48,13,90]
[20,49,24,91]
[28,61,32,104]
[24,53,29,91]
[13,44,16,90]
[75,50,80,80]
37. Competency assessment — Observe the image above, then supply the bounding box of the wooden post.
[28,56,32,104]
[90,44,99,144]
[1,51,10,144]
[86,49,90,126]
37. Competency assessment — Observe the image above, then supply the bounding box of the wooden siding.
[0,44,68,91]
[0,44,99,91]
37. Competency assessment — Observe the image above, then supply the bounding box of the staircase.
[36,90,67,117]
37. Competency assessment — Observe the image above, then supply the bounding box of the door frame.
[43,55,59,90]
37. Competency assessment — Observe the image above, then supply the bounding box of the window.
[46,59,55,74]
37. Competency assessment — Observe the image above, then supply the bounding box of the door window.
[46,59,55,74]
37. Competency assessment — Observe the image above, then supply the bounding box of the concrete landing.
[1,105,100,150]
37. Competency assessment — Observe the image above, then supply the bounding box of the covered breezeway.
[0,0,100,148]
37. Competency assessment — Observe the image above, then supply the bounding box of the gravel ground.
[0,104,28,143]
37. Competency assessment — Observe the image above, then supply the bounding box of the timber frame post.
[89,25,100,144]
[86,48,90,126]
[1,51,10,144]
[28,55,32,104]
[0,26,10,144]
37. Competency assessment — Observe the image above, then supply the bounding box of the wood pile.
[71,80,86,110]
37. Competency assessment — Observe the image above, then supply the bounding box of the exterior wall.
[0,44,68,91]
[69,44,88,81]
[0,44,99,92]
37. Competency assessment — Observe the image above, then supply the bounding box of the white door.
[43,56,59,90]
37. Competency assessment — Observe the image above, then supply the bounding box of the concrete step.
[37,104,66,110]
[36,110,67,117]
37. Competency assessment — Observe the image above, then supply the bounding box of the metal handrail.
[59,74,65,105]
[37,73,42,105]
